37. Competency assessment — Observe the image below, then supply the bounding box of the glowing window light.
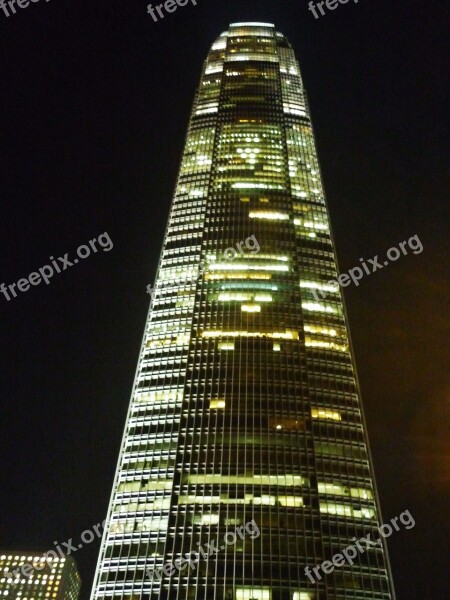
[218,342,235,350]
[305,338,348,352]
[178,495,221,505]
[241,304,261,313]
[218,292,251,302]
[278,496,304,507]
[206,273,272,281]
[205,64,223,74]
[209,263,288,272]
[187,474,306,486]
[251,495,276,505]
[195,107,218,115]
[210,399,226,409]
[199,514,220,525]
[300,281,338,293]
[304,325,337,336]
[293,593,313,600]
[318,482,373,500]
[232,183,284,190]
[311,408,342,421]
[230,21,275,26]
[236,254,288,262]
[273,343,281,351]
[236,589,272,600]
[253,294,273,302]
[249,211,289,220]
[211,39,227,50]
[302,302,336,313]
[319,502,376,520]
[202,330,299,340]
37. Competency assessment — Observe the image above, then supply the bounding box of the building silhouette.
[91,22,395,600]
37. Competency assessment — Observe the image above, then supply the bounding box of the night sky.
[0,0,448,598]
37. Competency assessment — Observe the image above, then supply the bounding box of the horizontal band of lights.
[305,337,348,352]
[236,590,271,600]
[304,324,340,337]
[219,282,279,291]
[241,304,261,312]
[218,342,235,350]
[206,272,273,281]
[318,482,373,500]
[320,502,377,520]
[231,183,284,190]
[210,399,226,409]
[117,480,173,492]
[202,330,300,340]
[218,292,273,302]
[302,302,337,313]
[195,106,219,115]
[186,474,307,486]
[211,39,227,50]
[146,334,191,348]
[133,389,184,404]
[178,494,303,507]
[205,63,223,74]
[300,281,339,293]
[249,210,289,220]
[284,105,306,116]
[311,408,342,421]
[208,262,289,272]
[247,254,289,262]
[226,54,279,63]
[114,497,172,513]
[294,218,329,230]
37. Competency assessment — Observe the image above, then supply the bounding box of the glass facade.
[91,22,395,600]
[0,553,81,600]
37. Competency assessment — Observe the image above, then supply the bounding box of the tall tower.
[91,22,395,600]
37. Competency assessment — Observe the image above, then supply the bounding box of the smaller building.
[0,552,81,600]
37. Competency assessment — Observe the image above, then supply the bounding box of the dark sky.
[0,0,448,598]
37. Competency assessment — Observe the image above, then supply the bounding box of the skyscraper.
[91,22,395,600]
[1,553,81,600]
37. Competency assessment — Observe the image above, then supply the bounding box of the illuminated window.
[241,304,261,313]
[270,417,304,431]
[236,588,272,600]
[304,324,338,337]
[302,302,337,314]
[300,281,338,293]
[210,399,226,409]
[318,482,373,500]
[278,496,304,508]
[187,474,306,486]
[209,262,288,272]
[249,210,289,220]
[311,408,342,421]
[305,337,348,352]
[218,342,235,351]
[320,502,376,520]
[197,514,220,526]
